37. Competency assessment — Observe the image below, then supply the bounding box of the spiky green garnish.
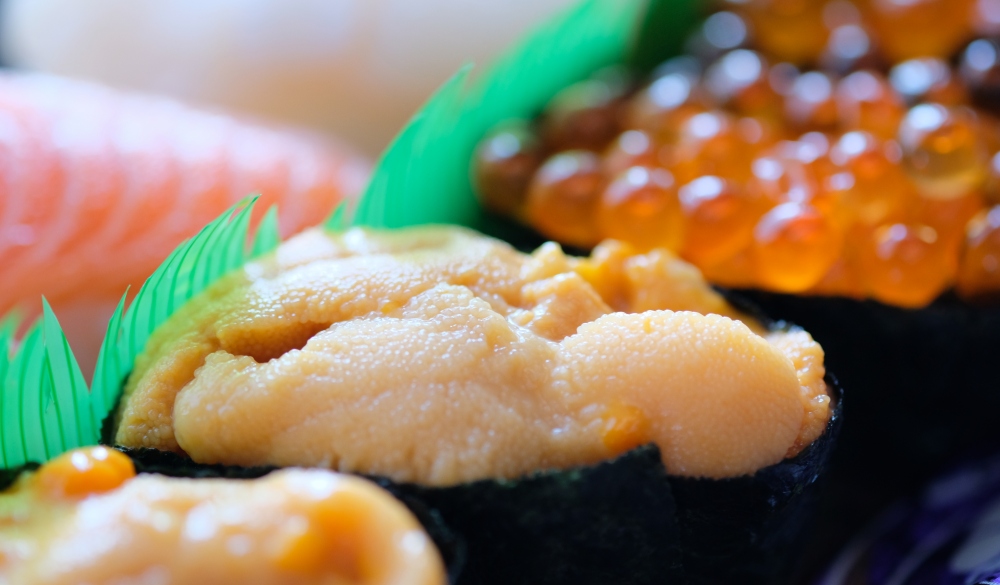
[335,0,652,231]
[0,303,92,468]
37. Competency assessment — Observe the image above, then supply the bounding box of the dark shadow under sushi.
[108,372,840,585]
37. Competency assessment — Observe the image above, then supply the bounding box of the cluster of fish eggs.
[473,0,1000,308]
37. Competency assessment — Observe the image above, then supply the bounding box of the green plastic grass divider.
[332,0,654,231]
[0,304,94,468]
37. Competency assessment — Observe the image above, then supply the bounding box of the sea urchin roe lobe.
[0,456,445,585]
[116,227,829,484]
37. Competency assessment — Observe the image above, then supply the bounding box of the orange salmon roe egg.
[526,151,605,248]
[679,176,762,267]
[898,104,988,200]
[541,76,626,152]
[35,446,136,498]
[961,38,1000,108]
[785,71,840,132]
[836,71,906,140]
[752,202,843,292]
[705,50,780,118]
[912,192,986,244]
[625,72,705,143]
[822,20,880,74]
[598,166,683,251]
[602,130,665,177]
[473,122,543,217]
[958,205,1000,300]
[861,0,976,62]
[727,0,830,65]
[672,111,775,184]
[829,131,909,225]
[890,58,969,106]
[859,223,957,307]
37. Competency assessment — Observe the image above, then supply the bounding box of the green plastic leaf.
[0,304,93,468]
[91,292,127,426]
[91,198,263,440]
[41,299,94,452]
[251,204,281,258]
[325,201,349,232]
[330,0,652,231]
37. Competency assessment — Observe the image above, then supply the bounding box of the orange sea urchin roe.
[116,227,830,484]
[0,461,445,585]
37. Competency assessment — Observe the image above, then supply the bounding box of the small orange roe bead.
[975,0,1000,35]
[752,202,843,292]
[828,131,910,226]
[625,72,706,143]
[598,166,683,252]
[957,205,1000,300]
[899,104,988,200]
[750,155,817,206]
[784,71,840,132]
[912,192,986,244]
[861,0,975,62]
[859,223,957,307]
[679,176,763,267]
[473,122,543,217]
[526,151,605,248]
[602,130,666,177]
[700,248,758,289]
[672,111,777,185]
[836,71,906,140]
[705,50,781,118]
[541,75,626,152]
[960,38,1000,111]
[686,11,751,63]
[729,0,830,65]
[821,23,881,74]
[600,403,651,456]
[809,258,867,299]
[890,58,969,106]
[35,446,135,498]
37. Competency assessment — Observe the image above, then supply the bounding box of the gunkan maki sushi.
[0,446,446,584]
[445,0,1000,564]
[101,217,839,584]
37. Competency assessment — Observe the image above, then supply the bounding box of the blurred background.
[0,0,575,155]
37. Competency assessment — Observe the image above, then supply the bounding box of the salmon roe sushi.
[473,0,1000,307]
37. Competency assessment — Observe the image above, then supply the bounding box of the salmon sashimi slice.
[0,72,370,374]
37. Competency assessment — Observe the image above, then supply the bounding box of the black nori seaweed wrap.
[734,290,1000,578]
[114,382,840,585]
